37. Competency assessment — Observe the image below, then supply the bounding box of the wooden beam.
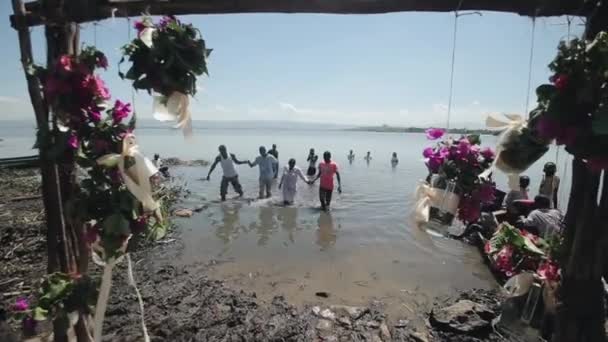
[11,0,590,28]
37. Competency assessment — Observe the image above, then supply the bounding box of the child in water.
[391,152,399,165]
[278,158,309,205]
[539,162,560,208]
[364,151,372,162]
[347,150,355,163]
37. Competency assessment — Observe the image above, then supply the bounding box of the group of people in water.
[206,145,342,211]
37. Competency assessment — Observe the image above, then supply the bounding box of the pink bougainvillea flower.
[426,155,444,173]
[537,260,560,282]
[130,216,148,234]
[97,54,109,70]
[13,298,29,312]
[425,128,445,140]
[58,55,73,72]
[480,147,495,160]
[457,139,472,154]
[85,224,99,244]
[112,100,132,124]
[22,316,37,332]
[159,15,177,28]
[553,74,569,91]
[423,147,435,158]
[587,158,608,173]
[80,74,110,101]
[535,116,561,141]
[134,20,146,34]
[476,183,496,203]
[458,196,481,223]
[67,134,79,150]
[88,110,102,123]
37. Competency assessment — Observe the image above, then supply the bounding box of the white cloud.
[472,100,481,106]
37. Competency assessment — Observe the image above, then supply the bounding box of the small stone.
[312,306,321,316]
[409,331,430,342]
[337,316,352,327]
[366,321,380,329]
[320,308,336,320]
[379,323,391,340]
[173,208,193,217]
[394,319,409,328]
[330,305,368,320]
[430,299,495,334]
[316,319,333,331]
[193,205,208,212]
[216,304,231,312]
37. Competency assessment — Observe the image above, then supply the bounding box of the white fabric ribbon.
[127,254,150,342]
[97,134,160,214]
[484,112,527,177]
[91,236,129,342]
[153,92,193,139]
[413,182,460,224]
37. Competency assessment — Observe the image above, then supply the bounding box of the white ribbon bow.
[153,92,193,139]
[97,133,160,213]
[413,182,460,224]
[484,113,528,177]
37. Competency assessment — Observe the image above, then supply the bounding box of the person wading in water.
[310,151,342,211]
[206,145,248,201]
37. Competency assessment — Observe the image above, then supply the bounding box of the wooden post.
[554,2,608,341]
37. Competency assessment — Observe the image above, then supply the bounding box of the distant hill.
[346,125,496,135]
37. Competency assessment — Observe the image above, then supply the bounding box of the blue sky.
[0,4,583,127]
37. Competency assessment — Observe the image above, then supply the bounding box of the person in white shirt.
[206,145,248,201]
[278,158,309,205]
[248,146,279,199]
[519,195,564,239]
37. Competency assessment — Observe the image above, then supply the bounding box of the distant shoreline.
[345,126,496,135]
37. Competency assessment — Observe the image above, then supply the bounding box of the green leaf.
[128,111,137,131]
[466,134,481,145]
[102,213,130,237]
[592,106,608,135]
[536,84,556,100]
[33,306,49,321]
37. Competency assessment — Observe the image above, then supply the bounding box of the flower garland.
[530,31,608,171]
[14,46,161,339]
[422,128,496,223]
[484,223,561,282]
[120,15,212,137]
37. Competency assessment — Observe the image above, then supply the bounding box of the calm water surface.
[1,123,572,317]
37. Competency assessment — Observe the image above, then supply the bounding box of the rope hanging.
[524,17,536,118]
[126,17,136,108]
[445,1,481,133]
[445,7,459,133]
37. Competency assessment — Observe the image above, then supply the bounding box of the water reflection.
[278,207,298,244]
[216,203,243,244]
[316,212,337,251]
[249,206,277,246]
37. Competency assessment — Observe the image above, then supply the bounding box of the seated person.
[518,195,564,238]
[504,175,530,208]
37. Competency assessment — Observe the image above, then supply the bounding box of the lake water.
[0,122,572,318]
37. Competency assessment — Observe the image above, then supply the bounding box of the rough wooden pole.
[554,2,608,341]
[10,0,66,274]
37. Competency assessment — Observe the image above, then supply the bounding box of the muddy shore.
[0,168,514,341]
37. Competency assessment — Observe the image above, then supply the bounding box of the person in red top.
[310,151,342,211]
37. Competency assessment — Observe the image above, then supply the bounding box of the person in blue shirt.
[249,146,279,199]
